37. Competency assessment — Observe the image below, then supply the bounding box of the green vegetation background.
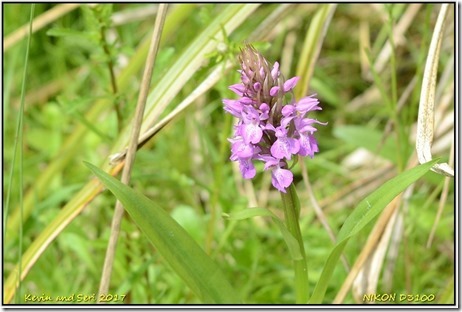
[3,3,454,304]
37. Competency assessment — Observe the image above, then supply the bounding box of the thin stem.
[98,20,123,132]
[280,183,308,304]
[9,4,35,303]
[97,4,169,300]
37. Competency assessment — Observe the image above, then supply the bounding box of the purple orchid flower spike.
[223,44,326,193]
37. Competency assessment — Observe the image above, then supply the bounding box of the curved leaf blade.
[84,161,239,304]
[309,159,439,303]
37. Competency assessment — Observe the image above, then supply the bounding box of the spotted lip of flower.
[269,126,300,161]
[223,44,326,193]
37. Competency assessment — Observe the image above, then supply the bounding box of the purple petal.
[271,167,293,193]
[294,117,318,133]
[281,105,296,117]
[271,139,290,159]
[233,122,244,136]
[241,71,252,84]
[231,139,254,158]
[298,133,319,158]
[270,86,279,97]
[239,97,254,105]
[288,138,300,154]
[270,137,300,160]
[253,82,261,92]
[259,66,265,79]
[274,126,288,138]
[264,123,276,132]
[241,105,260,123]
[283,76,300,92]
[259,103,270,120]
[281,115,295,128]
[271,62,280,80]
[259,103,269,112]
[263,158,280,170]
[296,96,321,114]
[229,84,246,96]
[239,158,256,179]
[223,99,243,117]
[255,154,278,167]
[242,123,263,145]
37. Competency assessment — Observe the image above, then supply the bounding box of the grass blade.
[309,159,439,303]
[85,161,239,303]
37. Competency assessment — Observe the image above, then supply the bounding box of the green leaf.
[224,207,302,261]
[309,159,440,303]
[84,161,239,304]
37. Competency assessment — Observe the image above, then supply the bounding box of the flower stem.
[281,183,309,304]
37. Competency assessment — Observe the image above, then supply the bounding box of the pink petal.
[271,62,280,80]
[295,118,318,133]
[240,97,254,105]
[259,66,265,79]
[281,105,296,117]
[270,137,300,160]
[231,140,254,158]
[223,99,243,117]
[283,76,300,92]
[270,86,279,97]
[296,96,321,113]
[242,123,263,145]
[239,158,256,179]
[298,134,319,158]
[271,167,293,193]
[229,84,246,96]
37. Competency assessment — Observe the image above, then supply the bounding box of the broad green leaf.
[309,159,439,303]
[225,207,302,261]
[84,161,239,304]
